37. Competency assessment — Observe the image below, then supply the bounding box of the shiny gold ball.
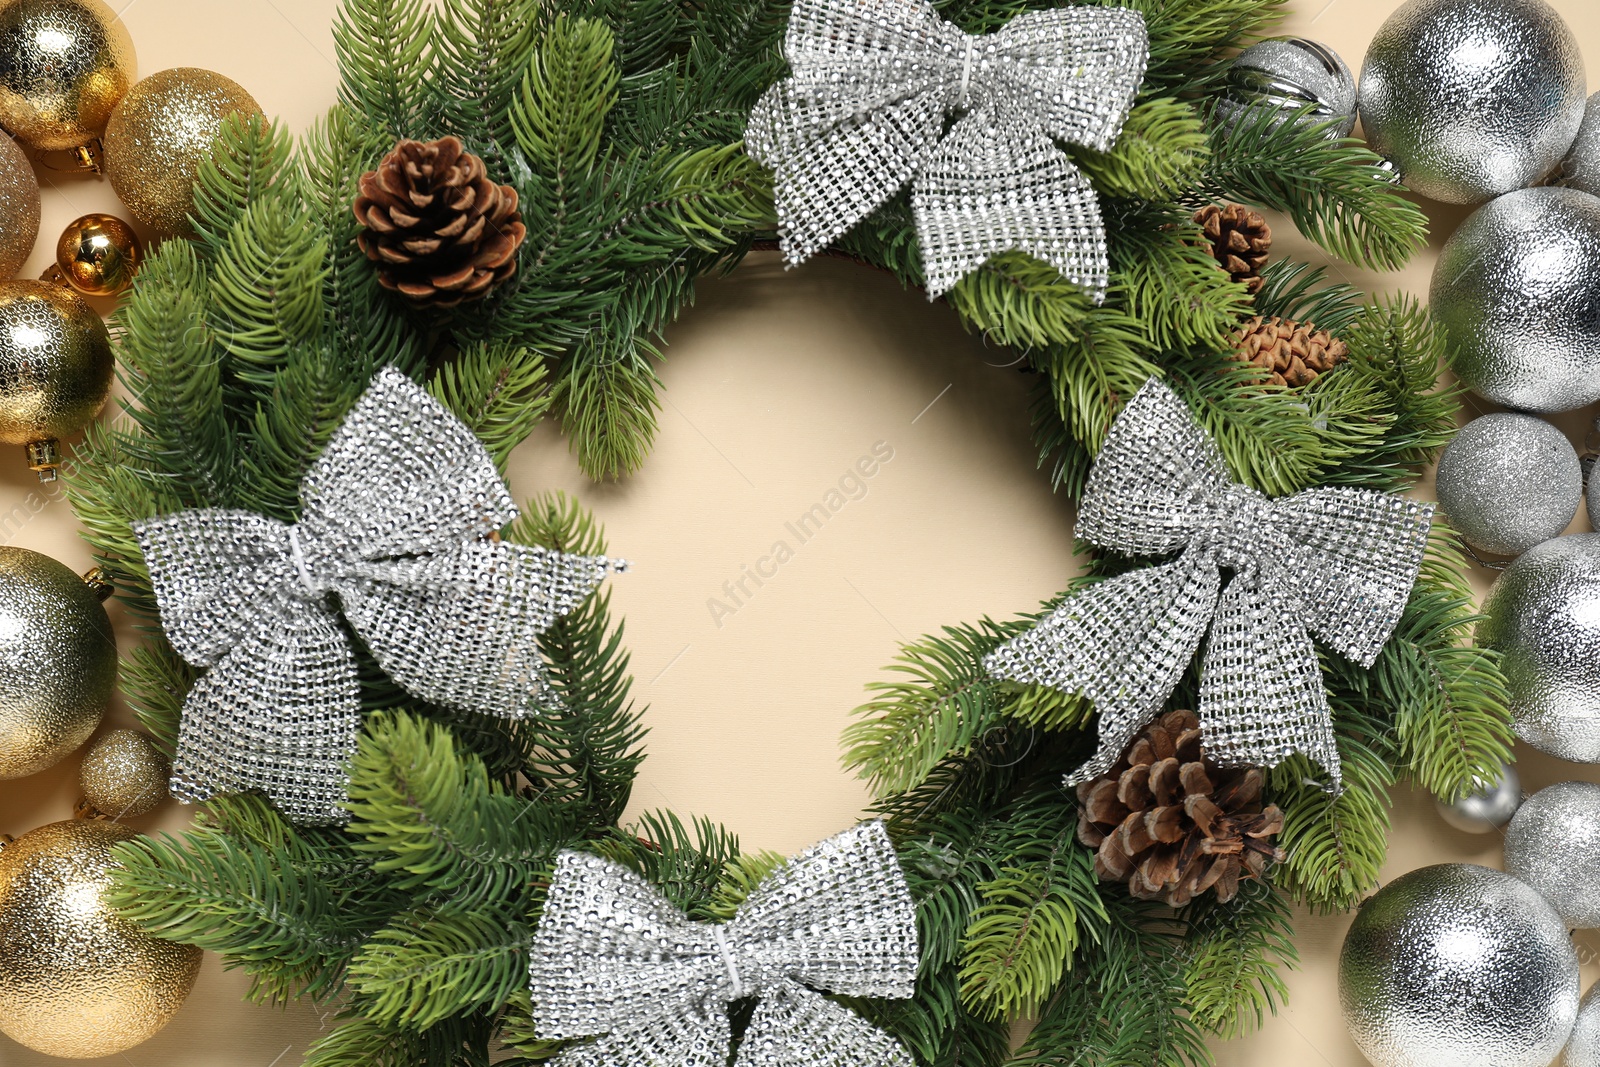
[102,67,262,237]
[0,547,115,779]
[80,728,168,817]
[0,820,201,1057]
[54,212,140,296]
[0,134,39,279]
[0,279,112,452]
[0,0,136,152]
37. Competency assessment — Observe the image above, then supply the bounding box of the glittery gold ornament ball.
[79,728,168,817]
[54,212,140,297]
[0,134,39,280]
[0,820,201,1058]
[0,547,115,778]
[0,0,136,152]
[102,67,262,237]
[0,279,112,477]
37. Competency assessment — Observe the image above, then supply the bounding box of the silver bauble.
[1339,863,1579,1067]
[1478,534,1600,761]
[1434,413,1580,555]
[1434,760,1522,833]
[1565,982,1600,1067]
[1504,781,1600,929]
[1432,187,1600,413]
[1358,0,1586,205]
[1214,37,1357,139]
[1560,93,1600,197]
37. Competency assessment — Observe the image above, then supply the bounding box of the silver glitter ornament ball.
[1432,187,1600,413]
[1434,760,1522,833]
[1358,0,1586,204]
[1434,413,1580,556]
[1504,781,1600,929]
[1214,37,1357,139]
[1479,534,1600,761]
[1339,863,1579,1067]
[1565,982,1600,1067]
[1560,93,1600,197]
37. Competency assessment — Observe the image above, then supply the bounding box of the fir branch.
[1181,882,1298,1039]
[428,342,553,470]
[118,642,194,751]
[332,0,435,140]
[704,849,788,920]
[1074,99,1209,202]
[190,113,296,262]
[597,810,742,921]
[429,0,541,174]
[303,1013,494,1067]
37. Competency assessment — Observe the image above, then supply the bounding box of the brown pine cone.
[1194,203,1271,294]
[353,136,526,309]
[1231,315,1349,389]
[1076,710,1285,906]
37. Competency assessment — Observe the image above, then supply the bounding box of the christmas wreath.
[36,0,1514,1063]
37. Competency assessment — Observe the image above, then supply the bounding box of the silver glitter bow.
[134,368,618,824]
[527,821,920,1067]
[985,379,1434,789]
[745,0,1148,301]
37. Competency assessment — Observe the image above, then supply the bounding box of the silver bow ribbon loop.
[135,368,619,824]
[528,821,921,1067]
[745,0,1148,301]
[985,378,1434,789]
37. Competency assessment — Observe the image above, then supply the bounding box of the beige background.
[2,0,1600,1063]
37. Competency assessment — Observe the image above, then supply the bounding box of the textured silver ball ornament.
[1432,188,1600,413]
[1478,534,1600,761]
[1560,93,1600,197]
[1339,863,1580,1067]
[1434,413,1580,555]
[1358,0,1586,205]
[1504,781,1600,929]
[1434,760,1521,833]
[1565,982,1600,1067]
[1214,38,1357,139]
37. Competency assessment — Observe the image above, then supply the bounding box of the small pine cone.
[353,136,527,309]
[1194,203,1271,294]
[1076,710,1286,906]
[1230,315,1349,389]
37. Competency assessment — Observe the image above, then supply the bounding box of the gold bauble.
[79,728,168,817]
[102,67,262,237]
[0,547,115,778]
[0,279,112,479]
[53,212,140,296]
[0,0,136,152]
[0,133,39,279]
[0,820,201,1057]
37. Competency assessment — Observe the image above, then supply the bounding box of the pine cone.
[1231,315,1349,388]
[1194,203,1271,294]
[353,137,526,308]
[1076,710,1285,906]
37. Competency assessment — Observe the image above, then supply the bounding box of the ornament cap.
[81,566,113,601]
[25,438,60,481]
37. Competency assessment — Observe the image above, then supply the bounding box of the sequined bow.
[744,0,1148,301]
[527,821,920,1067]
[986,379,1434,789]
[134,368,618,825]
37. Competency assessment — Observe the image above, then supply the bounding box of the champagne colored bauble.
[1358,0,1586,205]
[1338,863,1579,1067]
[0,133,38,279]
[0,279,112,478]
[79,728,168,818]
[1561,93,1600,197]
[1433,760,1521,834]
[0,546,114,778]
[1503,781,1600,929]
[1433,413,1580,556]
[1566,982,1600,1067]
[0,820,201,1057]
[0,0,135,152]
[1214,37,1357,139]
[1479,534,1600,761]
[53,212,140,297]
[1432,188,1600,413]
[102,68,262,237]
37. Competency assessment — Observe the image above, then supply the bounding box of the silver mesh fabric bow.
[745,0,1148,301]
[986,378,1434,789]
[134,368,618,824]
[527,821,920,1067]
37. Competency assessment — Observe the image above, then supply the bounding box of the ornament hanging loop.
[34,140,104,175]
